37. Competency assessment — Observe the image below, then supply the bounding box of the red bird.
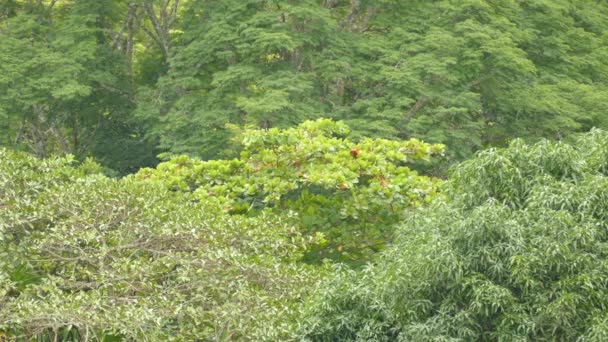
[350,147,359,158]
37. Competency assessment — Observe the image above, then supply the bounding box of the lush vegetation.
[2,0,608,169]
[135,119,443,263]
[299,129,608,341]
[2,126,608,340]
[0,148,322,340]
[2,0,608,340]
[0,120,442,339]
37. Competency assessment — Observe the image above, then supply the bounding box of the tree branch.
[339,0,361,31]
[14,117,25,146]
[111,13,131,50]
[143,0,170,56]
[168,0,180,27]
[141,25,163,50]
[404,96,430,123]
[48,0,58,12]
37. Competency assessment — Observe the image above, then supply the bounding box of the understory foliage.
[0,149,323,341]
[299,129,608,341]
[135,119,444,263]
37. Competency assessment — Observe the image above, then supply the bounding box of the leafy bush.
[0,149,323,340]
[135,119,444,264]
[299,129,608,341]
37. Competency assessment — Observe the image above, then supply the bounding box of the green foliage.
[0,0,157,173]
[4,0,608,171]
[340,0,608,159]
[299,129,608,341]
[0,148,323,340]
[135,119,444,263]
[134,0,608,163]
[2,1,608,339]
[136,0,343,158]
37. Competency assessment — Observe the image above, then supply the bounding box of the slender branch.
[404,96,430,123]
[169,0,180,24]
[48,0,58,12]
[339,0,361,31]
[141,25,161,47]
[111,8,133,50]
[126,3,142,69]
[50,125,71,154]
[14,117,25,145]
[143,0,170,56]
[160,0,170,28]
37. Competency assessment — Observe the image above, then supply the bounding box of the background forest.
[2,0,608,171]
[1,0,608,340]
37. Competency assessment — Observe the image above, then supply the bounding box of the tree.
[4,0,608,170]
[299,129,608,340]
[0,119,441,339]
[0,148,322,340]
[333,0,608,160]
[132,0,608,164]
[135,118,444,263]
[0,0,157,174]
[135,0,350,159]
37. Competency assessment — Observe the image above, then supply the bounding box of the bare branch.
[14,117,25,145]
[141,24,163,50]
[169,0,180,21]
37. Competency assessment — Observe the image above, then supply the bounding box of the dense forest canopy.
[1,0,608,340]
[2,0,607,170]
